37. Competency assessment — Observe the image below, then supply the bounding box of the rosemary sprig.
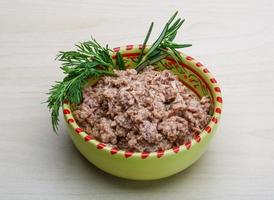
[137,22,154,63]
[116,52,126,70]
[135,11,192,72]
[47,11,191,133]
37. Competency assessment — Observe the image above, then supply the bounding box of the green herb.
[135,11,191,72]
[116,52,126,70]
[137,22,154,63]
[46,38,116,133]
[47,11,191,133]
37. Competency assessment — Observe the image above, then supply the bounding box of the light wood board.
[0,0,274,199]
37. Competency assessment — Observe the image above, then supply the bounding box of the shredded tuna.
[73,66,211,152]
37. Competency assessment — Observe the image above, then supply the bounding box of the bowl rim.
[62,44,223,159]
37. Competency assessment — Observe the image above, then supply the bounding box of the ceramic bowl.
[62,44,223,180]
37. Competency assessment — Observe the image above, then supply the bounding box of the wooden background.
[1,0,274,199]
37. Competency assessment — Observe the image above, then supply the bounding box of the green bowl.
[62,44,223,180]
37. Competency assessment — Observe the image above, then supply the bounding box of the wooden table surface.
[1,0,274,199]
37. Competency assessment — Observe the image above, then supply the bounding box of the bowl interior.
[111,46,215,115]
[63,45,222,156]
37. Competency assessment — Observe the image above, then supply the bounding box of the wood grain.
[0,0,274,199]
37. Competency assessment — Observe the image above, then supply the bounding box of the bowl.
[62,44,223,180]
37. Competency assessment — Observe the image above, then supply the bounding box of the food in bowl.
[73,66,211,152]
[46,11,223,180]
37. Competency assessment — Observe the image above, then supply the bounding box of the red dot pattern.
[210,78,217,83]
[185,141,192,150]
[63,109,70,114]
[203,68,209,73]
[214,87,221,92]
[97,143,106,149]
[186,56,193,61]
[141,152,150,159]
[215,108,222,114]
[84,135,93,142]
[196,62,203,67]
[205,126,212,133]
[113,47,120,52]
[75,128,83,134]
[217,97,223,103]
[125,151,134,158]
[67,118,74,123]
[173,146,180,153]
[111,148,119,155]
[211,117,218,124]
[194,135,201,143]
[157,150,164,158]
[126,45,133,50]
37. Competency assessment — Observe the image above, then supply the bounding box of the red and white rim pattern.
[63,44,223,159]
